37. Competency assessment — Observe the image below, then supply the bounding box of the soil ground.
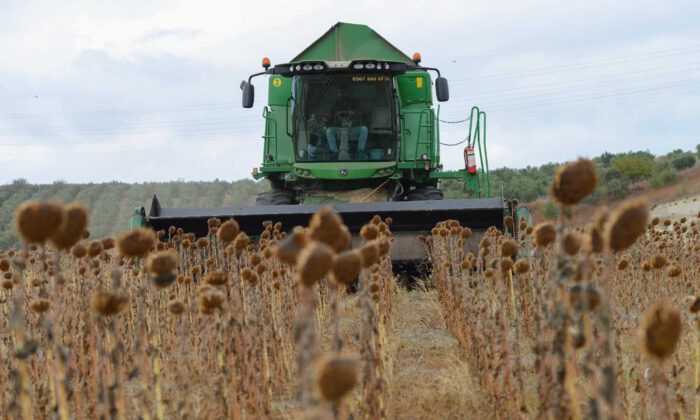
[385,291,479,419]
[650,194,700,221]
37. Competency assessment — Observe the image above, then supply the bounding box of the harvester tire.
[405,186,444,201]
[255,189,297,205]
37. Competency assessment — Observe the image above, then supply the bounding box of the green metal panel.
[267,75,292,106]
[430,170,481,197]
[263,76,294,165]
[292,22,414,64]
[260,166,293,172]
[397,71,435,165]
[293,161,395,180]
[397,72,432,105]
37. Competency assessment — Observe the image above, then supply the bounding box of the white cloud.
[0,0,699,183]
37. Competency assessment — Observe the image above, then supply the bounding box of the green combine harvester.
[133,22,516,263]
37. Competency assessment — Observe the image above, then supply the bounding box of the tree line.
[443,145,699,204]
[0,179,267,250]
[1,145,697,249]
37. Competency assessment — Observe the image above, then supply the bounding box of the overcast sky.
[1,0,698,184]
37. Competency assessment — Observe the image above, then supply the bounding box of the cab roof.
[291,22,414,65]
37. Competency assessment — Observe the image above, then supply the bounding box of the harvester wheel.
[255,189,298,205]
[405,186,444,201]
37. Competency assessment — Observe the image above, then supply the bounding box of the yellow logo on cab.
[416,77,423,88]
[272,78,282,88]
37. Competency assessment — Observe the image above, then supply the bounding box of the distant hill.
[0,179,267,249]
[1,146,698,249]
[527,163,700,226]
[443,146,699,203]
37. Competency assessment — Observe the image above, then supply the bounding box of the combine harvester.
[132,22,517,266]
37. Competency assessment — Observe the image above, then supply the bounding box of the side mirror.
[240,81,254,108]
[435,77,449,102]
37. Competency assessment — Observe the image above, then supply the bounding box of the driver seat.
[370,107,392,134]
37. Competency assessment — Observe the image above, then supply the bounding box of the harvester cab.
[240,23,471,205]
[135,22,516,265]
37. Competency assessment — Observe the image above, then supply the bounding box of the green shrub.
[610,152,655,181]
[651,169,677,189]
[665,149,686,160]
[672,154,695,171]
[602,178,628,199]
[542,200,559,220]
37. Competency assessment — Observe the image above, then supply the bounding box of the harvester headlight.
[302,64,313,71]
[421,153,429,160]
[365,63,376,70]
[353,63,364,70]
[289,65,294,72]
[313,64,324,71]
[295,64,301,71]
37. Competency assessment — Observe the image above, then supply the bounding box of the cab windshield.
[292,74,395,162]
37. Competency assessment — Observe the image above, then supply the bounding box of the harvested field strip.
[387,290,480,419]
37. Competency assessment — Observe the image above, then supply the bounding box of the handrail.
[480,110,490,197]
[436,105,440,163]
[423,108,435,160]
[262,107,278,160]
[285,97,294,137]
[467,106,491,197]
[429,108,440,161]
[467,107,483,187]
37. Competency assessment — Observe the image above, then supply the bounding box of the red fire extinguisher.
[464,146,477,174]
